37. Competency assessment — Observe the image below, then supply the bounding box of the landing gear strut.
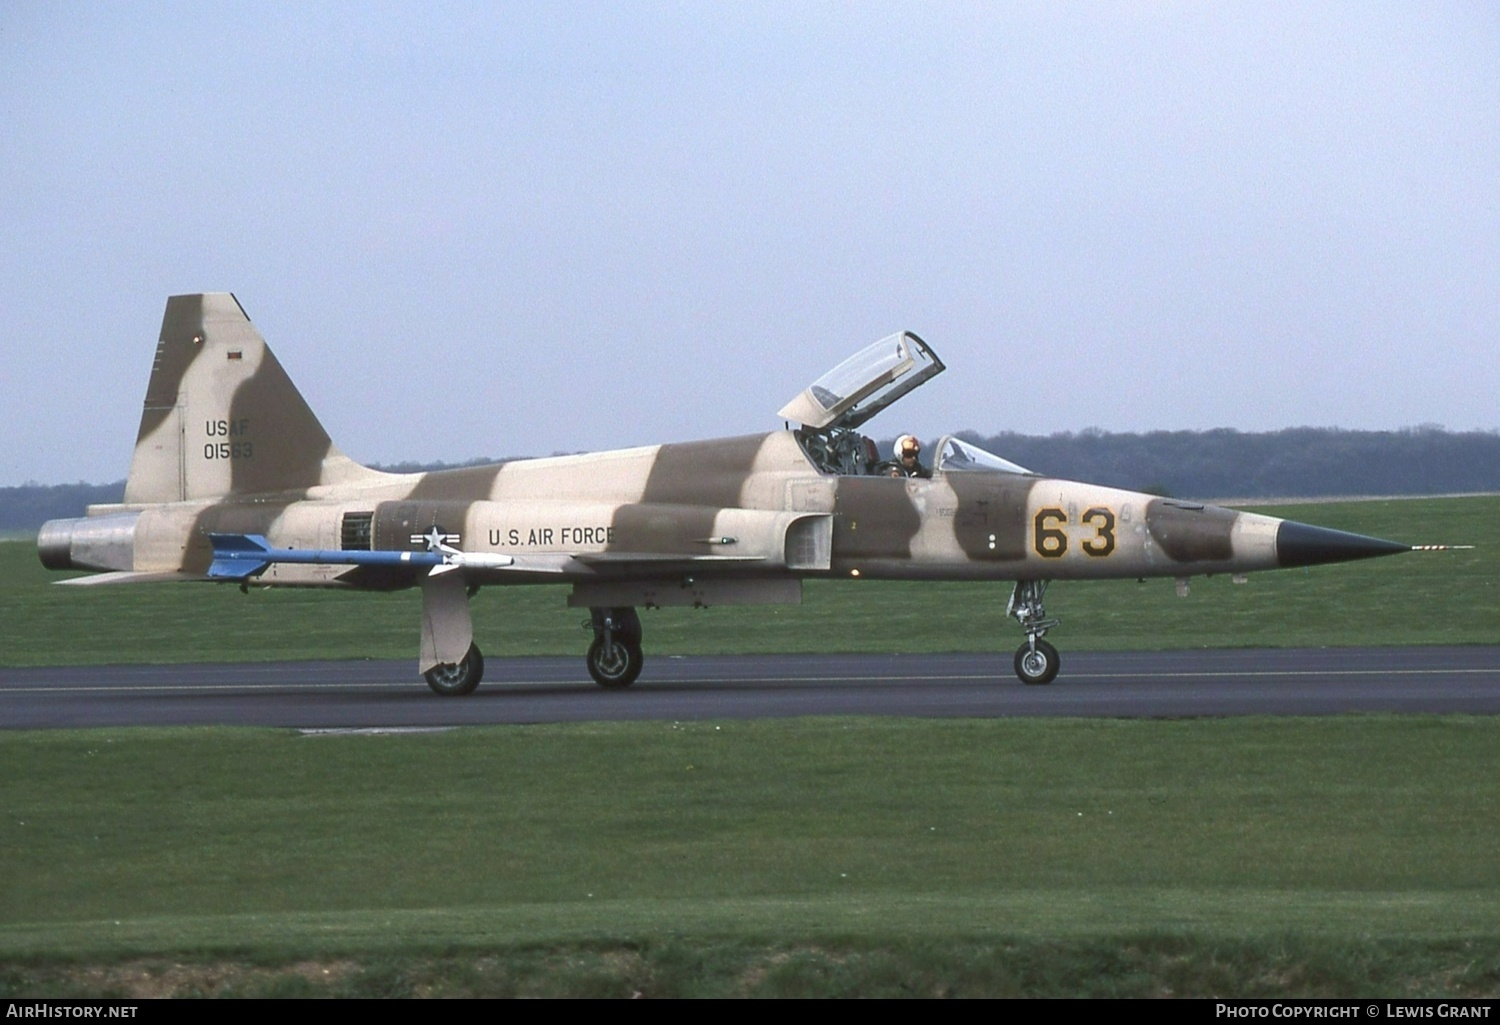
[587,606,644,688]
[1007,580,1060,685]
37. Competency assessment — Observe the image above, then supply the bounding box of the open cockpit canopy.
[778,331,944,432]
[783,333,1034,477]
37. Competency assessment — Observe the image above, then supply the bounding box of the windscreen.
[936,436,1034,475]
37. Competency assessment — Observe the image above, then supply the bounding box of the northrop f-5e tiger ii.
[39,293,1421,693]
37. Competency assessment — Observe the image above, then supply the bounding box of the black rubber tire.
[1013,639,1060,685]
[587,637,643,689]
[424,642,485,696]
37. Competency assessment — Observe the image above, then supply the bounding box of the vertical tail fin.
[124,293,380,503]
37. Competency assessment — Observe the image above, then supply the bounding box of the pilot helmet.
[896,434,921,461]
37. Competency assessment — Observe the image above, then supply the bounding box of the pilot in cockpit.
[895,434,931,479]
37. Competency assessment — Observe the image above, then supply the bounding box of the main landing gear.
[425,642,485,696]
[420,600,645,696]
[587,606,644,689]
[1007,580,1060,685]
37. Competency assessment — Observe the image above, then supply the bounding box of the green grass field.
[3,717,1500,996]
[2,497,1497,996]
[2,496,1495,667]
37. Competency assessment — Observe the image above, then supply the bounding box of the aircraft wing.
[573,552,766,565]
[56,571,202,586]
[203,534,767,585]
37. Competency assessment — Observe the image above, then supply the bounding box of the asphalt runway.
[2,646,1498,729]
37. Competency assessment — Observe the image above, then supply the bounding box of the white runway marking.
[4,666,1496,694]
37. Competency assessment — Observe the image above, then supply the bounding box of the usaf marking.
[411,528,461,549]
[203,418,253,461]
[491,526,616,546]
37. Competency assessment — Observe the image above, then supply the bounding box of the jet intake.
[37,512,142,572]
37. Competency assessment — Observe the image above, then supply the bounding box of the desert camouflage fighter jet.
[39,293,1418,693]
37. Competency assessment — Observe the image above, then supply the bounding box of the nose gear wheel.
[1006,580,1061,685]
[1013,638,1060,685]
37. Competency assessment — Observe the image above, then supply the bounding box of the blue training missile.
[206,533,513,580]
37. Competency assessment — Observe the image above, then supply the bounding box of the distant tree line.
[1,482,126,535]
[940,426,1500,499]
[5,428,1498,534]
[0,460,500,536]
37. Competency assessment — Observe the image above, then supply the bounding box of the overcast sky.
[3,2,1496,485]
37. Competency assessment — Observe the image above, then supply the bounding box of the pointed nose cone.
[1276,520,1409,568]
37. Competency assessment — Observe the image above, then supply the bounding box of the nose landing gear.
[1007,580,1060,685]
